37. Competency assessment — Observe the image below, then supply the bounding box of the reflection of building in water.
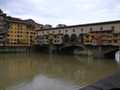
[0,54,118,88]
[0,58,38,87]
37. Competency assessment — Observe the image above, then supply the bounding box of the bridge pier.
[93,46,104,58]
[34,43,119,59]
[91,45,119,59]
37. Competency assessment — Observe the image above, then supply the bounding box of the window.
[65,30,68,32]
[85,40,89,42]
[100,27,103,30]
[17,35,20,37]
[73,29,75,32]
[113,34,118,37]
[30,36,32,38]
[81,28,83,32]
[108,40,112,43]
[54,35,57,38]
[111,26,115,30]
[91,36,94,38]
[59,30,61,33]
[90,28,93,32]
[86,35,89,38]
[114,40,118,43]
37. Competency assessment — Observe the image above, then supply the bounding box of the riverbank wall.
[0,46,32,53]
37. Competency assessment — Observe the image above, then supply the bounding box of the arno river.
[0,53,119,90]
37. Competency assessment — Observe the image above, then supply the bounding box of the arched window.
[63,34,70,43]
[71,34,78,42]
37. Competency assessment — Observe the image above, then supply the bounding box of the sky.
[0,0,120,26]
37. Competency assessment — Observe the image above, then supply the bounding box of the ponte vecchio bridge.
[35,20,120,58]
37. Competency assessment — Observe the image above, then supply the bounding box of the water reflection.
[0,54,39,89]
[7,75,80,90]
[0,53,118,90]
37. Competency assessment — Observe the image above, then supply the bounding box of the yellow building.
[6,17,36,47]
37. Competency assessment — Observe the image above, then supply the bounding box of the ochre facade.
[6,18,36,47]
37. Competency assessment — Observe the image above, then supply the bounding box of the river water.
[0,53,119,90]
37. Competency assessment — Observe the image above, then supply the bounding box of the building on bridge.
[36,20,120,47]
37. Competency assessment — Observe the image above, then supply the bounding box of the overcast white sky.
[0,0,120,26]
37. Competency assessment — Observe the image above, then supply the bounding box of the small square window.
[90,28,93,32]
[81,28,84,32]
[100,27,103,30]
[73,29,75,32]
[59,30,61,33]
[111,26,115,30]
